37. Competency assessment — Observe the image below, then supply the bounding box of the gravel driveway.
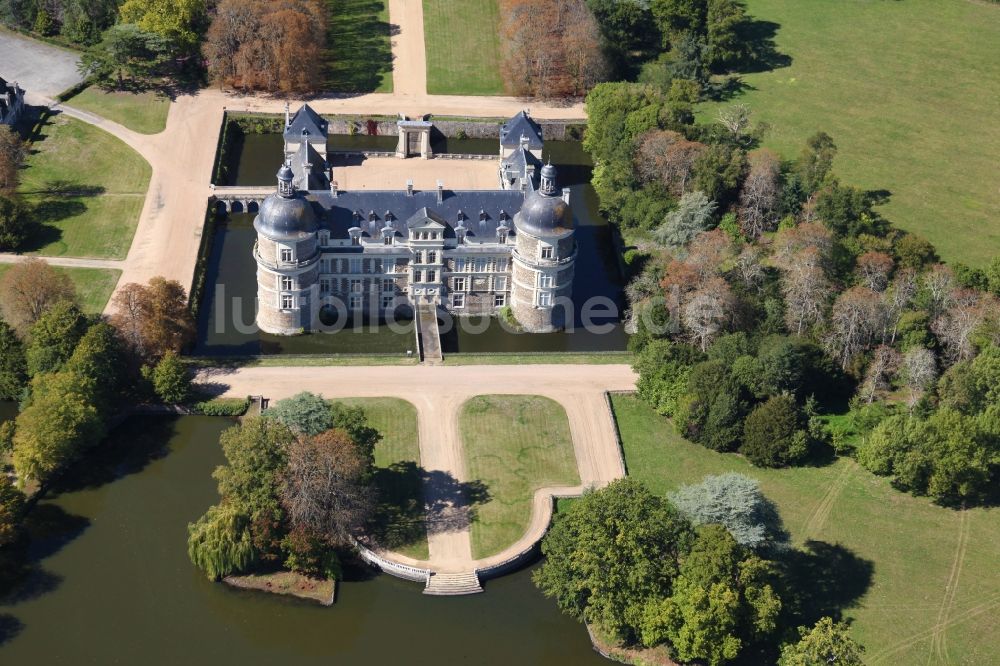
[0,27,82,99]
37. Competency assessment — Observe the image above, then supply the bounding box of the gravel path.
[195,364,637,572]
[0,28,81,98]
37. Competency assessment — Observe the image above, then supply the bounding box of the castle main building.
[253,106,576,335]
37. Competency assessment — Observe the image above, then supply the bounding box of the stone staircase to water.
[423,571,483,596]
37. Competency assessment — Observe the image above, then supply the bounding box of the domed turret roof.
[513,164,573,237]
[253,164,318,240]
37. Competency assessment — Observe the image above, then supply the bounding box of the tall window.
[493,276,507,291]
[280,248,293,263]
[382,279,395,293]
[350,294,363,309]
[281,294,294,309]
[540,246,554,260]
[487,258,497,272]
[351,235,361,246]
[428,251,437,263]
[474,258,487,272]
[384,234,392,245]
[427,270,436,282]
[497,258,509,272]
[494,293,506,307]
[349,258,362,273]
[320,278,332,294]
[454,257,466,272]
[452,292,465,308]
[281,276,294,290]
[538,292,552,307]
[540,275,553,288]
[351,279,362,292]
[382,295,394,309]
[454,277,467,292]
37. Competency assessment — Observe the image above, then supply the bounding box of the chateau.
[253,105,576,335]
[0,77,24,126]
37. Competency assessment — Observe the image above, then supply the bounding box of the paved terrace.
[196,364,638,574]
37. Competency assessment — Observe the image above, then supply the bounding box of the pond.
[0,415,609,665]
[199,134,628,356]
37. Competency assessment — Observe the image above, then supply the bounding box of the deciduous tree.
[110,277,195,361]
[0,259,76,337]
[280,428,373,545]
[778,617,865,666]
[0,319,27,401]
[266,391,334,436]
[24,300,88,377]
[0,127,26,193]
[738,149,780,239]
[533,478,695,643]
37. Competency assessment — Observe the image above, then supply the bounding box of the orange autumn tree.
[500,0,609,98]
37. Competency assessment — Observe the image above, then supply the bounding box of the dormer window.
[499,210,508,222]
[457,228,466,245]
[318,230,330,246]
[384,233,392,245]
[479,210,487,222]
[368,210,377,222]
[352,235,361,246]
[497,228,508,243]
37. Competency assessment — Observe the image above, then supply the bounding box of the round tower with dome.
[254,163,321,335]
[510,163,576,332]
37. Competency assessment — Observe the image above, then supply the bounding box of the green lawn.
[324,0,393,93]
[443,352,633,365]
[422,0,504,95]
[612,392,1000,664]
[460,395,580,559]
[18,114,150,259]
[66,86,171,134]
[0,264,120,314]
[698,0,1000,266]
[336,397,428,560]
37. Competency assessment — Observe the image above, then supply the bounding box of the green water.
[0,415,608,665]
[199,134,628,356]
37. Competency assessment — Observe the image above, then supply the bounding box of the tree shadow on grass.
[736,19,791,74]
[323,0,394,93]
[366,461,491,552]
[777,539,874,626]
[0,614,24,646]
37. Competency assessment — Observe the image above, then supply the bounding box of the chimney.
[331,181,338,197]
[562,187,571,204]
[436,180,444,203]
[406,179,414,196]
[284,102,291,128]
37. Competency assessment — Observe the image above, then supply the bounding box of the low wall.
[604,390,633,477]
[353,538,431,584]
[475,490,580,581]
[224,110,584,141]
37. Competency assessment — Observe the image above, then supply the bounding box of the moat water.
[197,135,627,356]
[0,408,608,665]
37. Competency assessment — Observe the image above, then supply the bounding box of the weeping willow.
[187,503,257,580]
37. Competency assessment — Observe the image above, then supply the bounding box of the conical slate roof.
[500,111,543,148]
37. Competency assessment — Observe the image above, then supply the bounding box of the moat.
[0,408,607,664]
[195,135,628,356]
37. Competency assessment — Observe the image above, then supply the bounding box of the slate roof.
[304,189,525,242]
[499,111,543,149]
[289,141,329,191]
[500,145,542,192]
[284,103,328,142]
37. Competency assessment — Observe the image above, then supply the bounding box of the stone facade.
[253,107,577,335]
[0,78,24,127]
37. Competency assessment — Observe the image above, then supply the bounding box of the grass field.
[422,0,504,95]
[66,87,171,134]
[442,352,633,365]
[698,0,1000,266]
[0,264,120,314]
[337,397,428,560]
[18,114,150,259]
[324,0,393,93]
[460,395,580,559]
[612,392,1000,664]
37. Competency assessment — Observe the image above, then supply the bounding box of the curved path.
[196,364,637,573]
